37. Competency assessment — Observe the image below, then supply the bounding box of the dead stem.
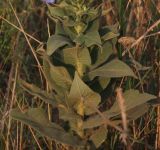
[116,88,131,148]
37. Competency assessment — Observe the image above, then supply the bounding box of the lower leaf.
[10,108,84,147]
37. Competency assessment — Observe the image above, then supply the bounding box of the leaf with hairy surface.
[89,59,137,80]
[102,31,119,41]
[47,35,71,56]
[10,108,84,147]
[91,41,113,70]
[63,46,91,76]
[83,90,156,129]
[98,77,111,89]
[19,80,57,107]
[63,46,91,67]
[90,127,107,148]
[108,90,156,115]
[43,55,72,95]
[68,72,101,115]
[84,31,102,47]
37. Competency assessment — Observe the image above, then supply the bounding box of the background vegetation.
[0,0,159,149]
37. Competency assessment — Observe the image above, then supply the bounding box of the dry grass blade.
[122,19,160,56]
[130,19,160,49]
[116,88,129,146]
[8,0,44,79]
[0,15,42,44]
[155,92,160,149]
[118,37,136,48]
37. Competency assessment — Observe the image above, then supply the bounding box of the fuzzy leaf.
[59,107,84,137]
[84,31,101,47]
[111,104,149,121]
[70,117,84,138]
[43,59,62,94]
[91,42,113,69]
[59,107,80,121]
[83,90,156,129]
[102,31,119,41]
[63,46,91,76]
[19,80,57,107]
[98,77,111,89]
[89,59,137,79]
[126,103,149,120]
[68,72,101,115]
[48,5,65,18]
[47,35,71,56]
[86,18,99,33]
[83,116,103,129]
[43,55,72,95]
[83,116,121,129]
[55,21,66,35]
[63,46,91,67]
[109,90,156,115]
[49,65,72,91]
[10,108,84,147]
[90,127,107,148]
[63,26,77,41]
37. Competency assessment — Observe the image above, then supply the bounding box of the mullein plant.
[10,0,156,149]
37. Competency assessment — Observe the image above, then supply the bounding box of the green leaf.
[98,77,111,89]
[102,31,119,41]
[63,46,91,76]
[74,34,85,45]
[89,59,137,80]
[48,5,65,18]
[83,116,106,129]
[91,41,113,69]
[69,117,84,138]
[63,46,91,67]
[55,21,66,36]
[59,106,84,137]
[59,107,80,121]
[74,22,87,34]
[84,31,102,47]
[126,103,149,120]
[68,72,101,115]
[49,65,72,91]
[83,90,156,129]
[111,104,149,121]
[83,116,120,129]
[43,59,61,93]
[10,108,84,147]
[90,127,107,148]
[43,56,72,95]
[82,7,99,22]
[63,26,77,41]
[86,18,99,33]
[47,35,71,56]
[109,90,156,115]
[19,80,57,107]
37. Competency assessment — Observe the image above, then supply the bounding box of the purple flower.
[42,0,55,4]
